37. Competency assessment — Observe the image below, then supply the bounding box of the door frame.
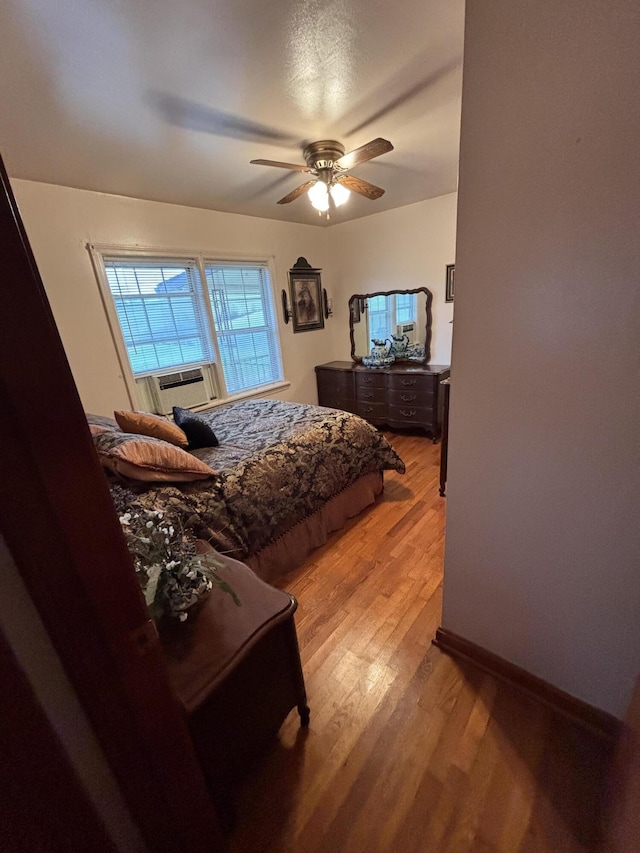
[0,155,223,851]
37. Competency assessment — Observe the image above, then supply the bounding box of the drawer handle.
[400,393,417,402]
[400,379,417,386]
[362,405,373,413]
[361,391,374,399]
[362,376,373,384]
[400,409,417,417]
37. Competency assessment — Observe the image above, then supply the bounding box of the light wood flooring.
[228,432,615,853]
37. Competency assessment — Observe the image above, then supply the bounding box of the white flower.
[146,521,154,529]
[139,537,150,545]
[178,612,188,622]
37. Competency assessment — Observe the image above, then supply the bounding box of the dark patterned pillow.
[173,406,219,449]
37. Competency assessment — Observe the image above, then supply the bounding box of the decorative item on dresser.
[315,361,451,443]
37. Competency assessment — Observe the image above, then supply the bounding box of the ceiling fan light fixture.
[308,181,329,211]
[329,182,350,207]
[253,138,392,210]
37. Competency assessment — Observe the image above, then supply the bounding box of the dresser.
[315,361,451,442]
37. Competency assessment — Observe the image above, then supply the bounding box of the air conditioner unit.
[396,321,417,343]
[147,366,215,415]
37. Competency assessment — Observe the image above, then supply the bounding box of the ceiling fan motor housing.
[303,140,346,173]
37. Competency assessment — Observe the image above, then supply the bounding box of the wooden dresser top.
[316,360,450,376]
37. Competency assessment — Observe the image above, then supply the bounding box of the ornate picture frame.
[288,263,325,332]
[445,263,455,302]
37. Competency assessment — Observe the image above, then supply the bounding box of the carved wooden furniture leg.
[298,702,311,726]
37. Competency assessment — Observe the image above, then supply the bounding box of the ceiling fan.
[250,137,393,214]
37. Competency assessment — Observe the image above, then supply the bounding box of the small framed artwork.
[350,297,361,324]
[289,271,325,332]
[445,263,455,302]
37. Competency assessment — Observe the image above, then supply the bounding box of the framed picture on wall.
[289,271,325,332]
[445,264,455,302]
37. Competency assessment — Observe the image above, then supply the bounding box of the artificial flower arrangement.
[117,504,239,622]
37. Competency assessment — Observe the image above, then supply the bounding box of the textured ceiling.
[0,0,464,226]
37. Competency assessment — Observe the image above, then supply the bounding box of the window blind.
[204,263,282,394]
[105,260,214,375]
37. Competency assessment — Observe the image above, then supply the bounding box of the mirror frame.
[349,286,433,364]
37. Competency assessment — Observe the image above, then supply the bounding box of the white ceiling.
[0,0,464,226]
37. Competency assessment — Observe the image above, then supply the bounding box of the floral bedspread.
[111,399,404,560]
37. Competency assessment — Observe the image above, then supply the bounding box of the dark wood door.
[0,154,223,851]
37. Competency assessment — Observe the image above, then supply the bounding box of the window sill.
[191,380,291,413]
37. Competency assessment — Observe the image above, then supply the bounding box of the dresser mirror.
[349,287,433,364]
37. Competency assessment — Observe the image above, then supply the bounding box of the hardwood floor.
[227,432,615,853]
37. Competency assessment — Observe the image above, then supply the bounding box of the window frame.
[89,244,287,409]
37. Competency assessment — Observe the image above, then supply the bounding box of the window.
[99,253,283,402]
[367,293,417,341]
[395,293,417,326]
[367,295,394,342]
[105,260,213,375]
[205,263,281,395]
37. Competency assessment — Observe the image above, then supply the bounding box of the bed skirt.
[244,471,383,585]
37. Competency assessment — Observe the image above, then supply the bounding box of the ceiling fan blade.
[277,180,316,204]
[337,174,385,200]
[335,138,394,171]
[251,158,311,173]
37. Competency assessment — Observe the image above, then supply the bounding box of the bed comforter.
[111,399,404,560]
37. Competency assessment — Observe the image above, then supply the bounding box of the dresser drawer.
[387,388,433,407]
[356,402,387,422]
[387,372,436,394]
[355,371,386,390]
[356,386,386,404]
[317,370,354,395]
[386,405,434,429]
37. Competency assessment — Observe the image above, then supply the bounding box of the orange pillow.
[94,432,216,483]
[114,410,188,448]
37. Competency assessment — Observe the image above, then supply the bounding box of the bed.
[93,399,405,583]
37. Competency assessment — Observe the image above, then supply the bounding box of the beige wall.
[329,194,456,365]
[12,181,457,416]
[12,180,336,414]
[443,0,640,716]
